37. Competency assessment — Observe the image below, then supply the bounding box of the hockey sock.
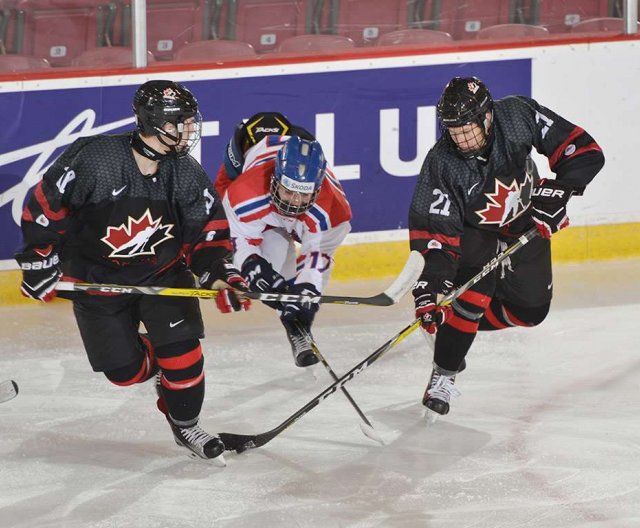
[479,299,550,330]
[433,289,491,372]
[433,323,476,372]
[104,335,157,386]
[155,339,205,424]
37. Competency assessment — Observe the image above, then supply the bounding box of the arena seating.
[173,38,256,62]
[528,0,610,32]
[0,52,49,71]
[277,33,355,53]
[16,0,114,66]
[377,28,453,46]
[476,23,549,40]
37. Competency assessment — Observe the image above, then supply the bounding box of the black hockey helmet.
[237,111,315,153]
[133,80,202,157]
[437,76,493,127]
[436,76,494,158]
[224,111,316,178]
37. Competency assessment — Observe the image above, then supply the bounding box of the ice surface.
[1,260,639,528]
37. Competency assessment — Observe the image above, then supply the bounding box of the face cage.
[442,114,491,159]
[154,111,203,158]
[269,177,319,217]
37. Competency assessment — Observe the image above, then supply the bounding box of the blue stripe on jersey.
[308,205,330,231]
[236,196,271,217]
[266,135,289,147]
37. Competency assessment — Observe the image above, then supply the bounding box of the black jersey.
[409,95,604,282]
[19,133,231,285]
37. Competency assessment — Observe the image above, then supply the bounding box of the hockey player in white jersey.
[216,133,352,367]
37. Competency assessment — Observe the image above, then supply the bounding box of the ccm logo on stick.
[260,293,320,303]
[99,287,134,293]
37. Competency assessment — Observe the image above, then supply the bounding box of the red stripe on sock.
[483,306,509,329]
[160,372,204,390]
[157,344,202,371]
[458,290,491,309]
[446,314,479,334]
[110,359,148,386]
[502,306,529,327]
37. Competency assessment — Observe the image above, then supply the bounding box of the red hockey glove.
[280,282,320,327]
[15,246,61,302]
[531,179,571,239]
[240,254,288,310]
[198,259,251,314]
[412,279,453,334]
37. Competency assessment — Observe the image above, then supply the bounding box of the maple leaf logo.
[475,172,533,226]
[101,209,174,258]
[163,87,177,98]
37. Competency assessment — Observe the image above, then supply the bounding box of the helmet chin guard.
[270,136,327,216]
[133,80,202,158]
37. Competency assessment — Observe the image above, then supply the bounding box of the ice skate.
[282,320,319,368]
[155,374,225,466]
[422,365,461,424]
[168,421,226,466]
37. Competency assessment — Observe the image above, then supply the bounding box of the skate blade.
[185,450,227,467]
[360,423,385,445]
[303,363,321,382]
[424,409,440,425]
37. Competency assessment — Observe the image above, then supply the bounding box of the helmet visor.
[446,120,488,157]
[156,112,203,157]
[270,176,319,216]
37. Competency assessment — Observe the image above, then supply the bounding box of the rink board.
[2,39,640,303]
[1,221,639,304]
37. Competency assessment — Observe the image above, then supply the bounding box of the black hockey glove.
[198,258,251,314]
[412,279,453,334]
[280,282,320,327]
[241,254,288,310]
[530,179,571,239]
[15,246,62,302]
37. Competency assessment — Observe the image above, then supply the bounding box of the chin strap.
[131,132,170,161]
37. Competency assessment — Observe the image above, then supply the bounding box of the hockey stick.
[0,380,19,404]
[219,320,421,453]
[55,250,424,307]
[437,227,539,308]
[218,228,539,453]
[294,321,384,445]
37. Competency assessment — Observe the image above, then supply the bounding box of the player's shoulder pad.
[56,134,123,169]
[315,172,352,222]
[242,135,288,171]
[226,162,272,204]
[495,95,539,119]
[223,112,299,180]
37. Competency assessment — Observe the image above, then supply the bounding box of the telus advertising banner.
[0,59,531,262]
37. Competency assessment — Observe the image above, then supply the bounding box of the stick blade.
[219,432,262,454]
[382,251,424,304]
[360,422,385,445]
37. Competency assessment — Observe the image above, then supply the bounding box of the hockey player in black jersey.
[15,80,251,463]
[409,76,604,418]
